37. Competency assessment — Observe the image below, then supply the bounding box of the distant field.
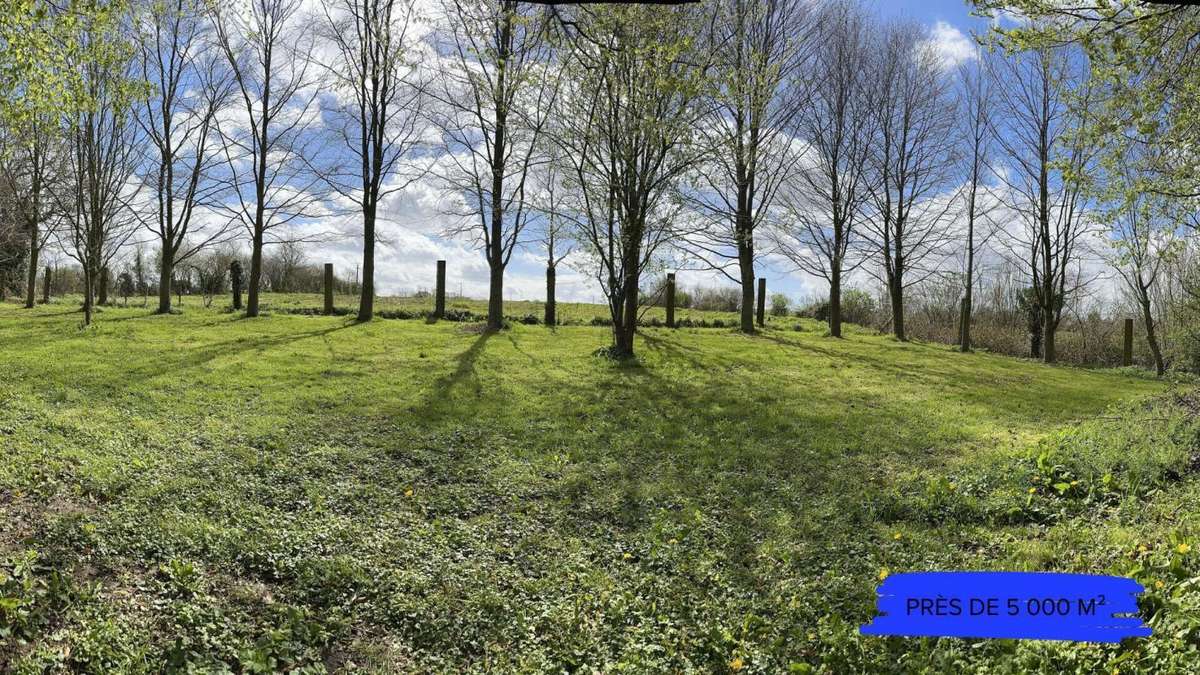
[1,299,1197,672]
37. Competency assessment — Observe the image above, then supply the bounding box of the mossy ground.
[1,297,1197,672]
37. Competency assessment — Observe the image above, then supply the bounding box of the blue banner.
[860,572,1151,643]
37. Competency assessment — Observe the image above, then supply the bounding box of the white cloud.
[923,21,977,71]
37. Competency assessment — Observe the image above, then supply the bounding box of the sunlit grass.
[0,297,1194,672]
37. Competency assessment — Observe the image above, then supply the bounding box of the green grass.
[1,297,1198,672]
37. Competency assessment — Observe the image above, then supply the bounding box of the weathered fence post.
[230,260,243,310]
[98,266,109,306]
[323,263,334,315]
[435,260,446,319]
[756,278,766,327]
[42,266,51,304]
[666,272,676,328]
[1123,318,1134,367]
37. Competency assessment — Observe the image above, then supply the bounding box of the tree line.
[2,0,1199,368]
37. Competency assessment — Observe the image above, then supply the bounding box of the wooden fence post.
[1123,318,1134,367]
[435,260,446,319]
[323,263,334,314]
[230,260,243,310]
[756,278,766,327]
[42,266,51,303]
[666,272,676,328]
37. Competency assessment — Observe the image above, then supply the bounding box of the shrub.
[770,293,790,316]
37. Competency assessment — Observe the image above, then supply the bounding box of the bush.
[770,293,790,316]
[799,289,877,326]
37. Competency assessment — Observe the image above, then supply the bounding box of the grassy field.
[2,296,1199,672]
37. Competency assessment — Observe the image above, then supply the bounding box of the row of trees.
[2,0,1198,366]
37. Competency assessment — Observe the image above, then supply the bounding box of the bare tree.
[862,20,960,341]
[137,0,236,314]
[431,0,557,331]
[678,0,810,333]
[317,0,427,321]
[774,0,874,338]
[551,3,708,357]
[55,7,144,327]
[956,50,998,352]
[991,45,1095,363]
[209,0,327,317]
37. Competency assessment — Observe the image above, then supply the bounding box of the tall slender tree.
[863,20,959,341]
[137,0,236,314]
[317,0,427,322]
[991,45,1094,363]
[679,0,810,333]
[775,0,874,338]
[209,0,327,317]
[957,50,997,352]
[432,0,558,331]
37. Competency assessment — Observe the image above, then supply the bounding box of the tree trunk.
[358,205,375,322]
[98,266,109,306]
[890,279,905,341]
[247,229,263,317]
[487,257,503,330]
[829,264,843,338]
[960,286,973,353]
[158,247,174,314]
[617,275,638,357]
[24,224,38,309]
[82,266,95,326]
[1141,297,1165,377]
[737,233,755,333]
[545,264,556,326]
[1043,319,1056,364]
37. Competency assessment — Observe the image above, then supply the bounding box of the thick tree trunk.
[358,205,376,322]
[890,279,905,341]
[737,232,755,333]
[616,275,638,357]
[487,257,503,330]
[247,229,263,317]
[24,224,38,309]
[829,264,843,338]
[545,264,556,326]
[157,247,174,314]
[98,266,109,306]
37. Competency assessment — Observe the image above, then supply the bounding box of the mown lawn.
[1,297,1198,672]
